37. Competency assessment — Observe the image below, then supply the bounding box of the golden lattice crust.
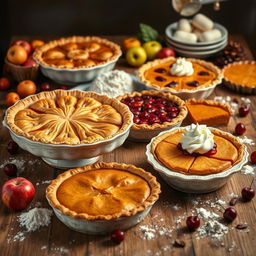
[46,162,161,220]
[5,90,132,145]
[138,57,223,93]
[33,36,122,69]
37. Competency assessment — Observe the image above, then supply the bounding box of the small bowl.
[117,90,188,142]
[146,127,249,193]
[5,58,39,82]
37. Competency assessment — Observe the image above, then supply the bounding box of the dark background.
[1,0,256,70]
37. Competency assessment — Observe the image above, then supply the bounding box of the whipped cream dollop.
[170,58,194,76]
[180,124,214,154]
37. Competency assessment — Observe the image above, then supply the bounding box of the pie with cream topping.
[138,57,222,92]
[151,127,244,175]
[5,90,132,144]
[46,162,161,220]
[33,36,122,69]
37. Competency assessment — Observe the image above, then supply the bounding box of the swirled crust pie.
[46,162,161,220]
[5,90,132,145]
[138,57,222,92]
[33,36,122,69]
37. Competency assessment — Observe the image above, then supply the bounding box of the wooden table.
[0,35,255,256]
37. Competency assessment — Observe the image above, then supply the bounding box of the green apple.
[126,46,147,67]
[143,41,162,60]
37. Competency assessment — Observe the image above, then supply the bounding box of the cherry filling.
[177,143,217,156]
[121,95,180,125]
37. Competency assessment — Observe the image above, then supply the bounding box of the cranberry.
[242,187,255,201]
[198,71,210,76]
[251,151,256,164]
[3,163,18,177]
[139,119,148,124]
[166,106,178,113]
[7,141,19,154]
[165,81,178,88]
[155,76,167,82]
[142,95,151,100]
[131,101,143,108]
[149,113,160,124]
[238,105,250,117]
[130,108,141,116]
[155,98,167,105]
[186,81,199,87]
[186,216,200,231]
[58,85,68,90]
[144,103,153,110]
[168,112,178,118]
[133,96,143,102]
[235,123,246,135]
[154,68,166,73]
[139,112,149,119]
[133,116,140,124]
[40,82,52,91]
[203,144,217,156]
[223,207,237,222]
[154,103,165,110]
[111,229,125,244]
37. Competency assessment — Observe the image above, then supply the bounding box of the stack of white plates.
[165,22,228,58]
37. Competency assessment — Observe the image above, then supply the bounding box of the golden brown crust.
[223,61,256,94]
[185,98,234,115]
[5,90,132,145]
[138,57,223,92]
[151,127,245,173]
[117,90,188,131]
[33,36,122,70]
[46,162,161,220]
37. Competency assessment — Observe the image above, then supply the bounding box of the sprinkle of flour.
[18,207,52,232]
[239,136,255,146]
[241,165,255,175]
[90,70,134,97]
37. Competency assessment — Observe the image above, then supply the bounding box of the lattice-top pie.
[5,90,132,145]
[33,36,122,69]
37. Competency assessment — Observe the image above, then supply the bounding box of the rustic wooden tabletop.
[0,35,255,256]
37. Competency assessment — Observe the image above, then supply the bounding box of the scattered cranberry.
[186,81,199,87]
[235,123,246,135]
[133,116,140,124]
[40,82,52,91]
[223,207,237,222]
[7,141,19,154]
[58,85,68,90]
[111,229,125,244]
[203,144,217,156]
[3,163,18,177]
[238,105,250,117]
[165,81,178,88]
[250,151,256,164]
[186,216,200,231]
[242,179,255,201]
[198,71,210,76]
[155,76,166,82]
[154,68,166,73]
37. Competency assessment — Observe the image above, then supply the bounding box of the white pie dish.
[146,127,249,193]
[3,91,133,169]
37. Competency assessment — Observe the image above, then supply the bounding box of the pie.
[138,57,222,92]
[151,127,244,175]
[186,99,233,126]
[117,90,188,130]
[223,61,256,94]
[46,162,161,220]
[5,90,132,145]
[33,36,122,69]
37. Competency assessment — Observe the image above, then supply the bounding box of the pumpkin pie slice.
[186,99,233,126]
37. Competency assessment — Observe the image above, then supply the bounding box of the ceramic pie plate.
[3,92,133,169]
[146,126,249,193]
[46,162,161,234]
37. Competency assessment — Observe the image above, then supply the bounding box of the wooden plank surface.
[0,35,255,256]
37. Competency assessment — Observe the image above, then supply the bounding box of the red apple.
[0,77,11,90]
[1,177,35,210]
[22,58,37,67]
[157,47,176,59]
[12,40,32,55]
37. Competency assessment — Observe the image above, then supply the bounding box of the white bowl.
[146,127,249,193]
[165,22,228,47]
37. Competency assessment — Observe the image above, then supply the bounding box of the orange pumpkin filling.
[56,169,151,216]
[143,60,216,91]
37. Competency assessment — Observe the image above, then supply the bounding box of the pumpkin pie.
[223,61,256,94]
[33,36,122,69]
[138,57,223,93]
[151,126,244,175]
[5,90,132,145]
[46,162,161,221]
[186,99,233,126]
